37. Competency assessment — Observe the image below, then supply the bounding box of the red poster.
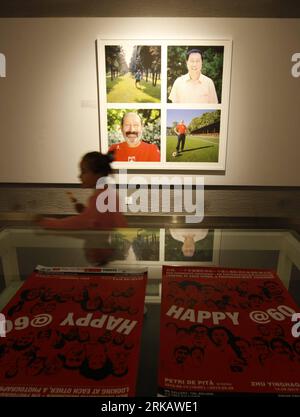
[0,266,147,397]
[158,266,300,396]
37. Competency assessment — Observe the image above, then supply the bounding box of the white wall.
[0,18,299,185]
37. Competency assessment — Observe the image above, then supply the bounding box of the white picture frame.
[97,38,232,171]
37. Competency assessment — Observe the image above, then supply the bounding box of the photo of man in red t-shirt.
[174,120,188,155]
[109,112,160,162]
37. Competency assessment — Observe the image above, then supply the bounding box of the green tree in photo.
[105,45,161,103]
[132,228,160,261]
[202,48,223,103]
[105,46,124,80]
[110,229,160,261]
[188,110,221,132]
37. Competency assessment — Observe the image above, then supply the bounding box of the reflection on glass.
[165,228,213,262]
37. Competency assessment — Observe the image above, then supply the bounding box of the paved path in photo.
[107,73,160,103]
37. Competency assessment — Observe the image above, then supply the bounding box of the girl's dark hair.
[82,151,114,176]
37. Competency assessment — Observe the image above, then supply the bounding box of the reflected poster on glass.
[158,265,300,397]
[110,228,160,263]
[97,39,231,171]
[164,228,215,263]
[0,266,147,397]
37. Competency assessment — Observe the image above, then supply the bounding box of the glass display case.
[0,226,299,396]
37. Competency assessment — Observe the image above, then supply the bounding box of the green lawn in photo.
[106,73,161,103]
[166,135,219,163]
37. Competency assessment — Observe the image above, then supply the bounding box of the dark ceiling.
[0,0,300,18]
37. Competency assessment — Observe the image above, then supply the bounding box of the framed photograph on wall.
[97,39,231,170]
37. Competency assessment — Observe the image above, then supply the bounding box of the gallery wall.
[0,17,299,185]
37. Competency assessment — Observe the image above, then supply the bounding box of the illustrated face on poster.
[97,39,231,170]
